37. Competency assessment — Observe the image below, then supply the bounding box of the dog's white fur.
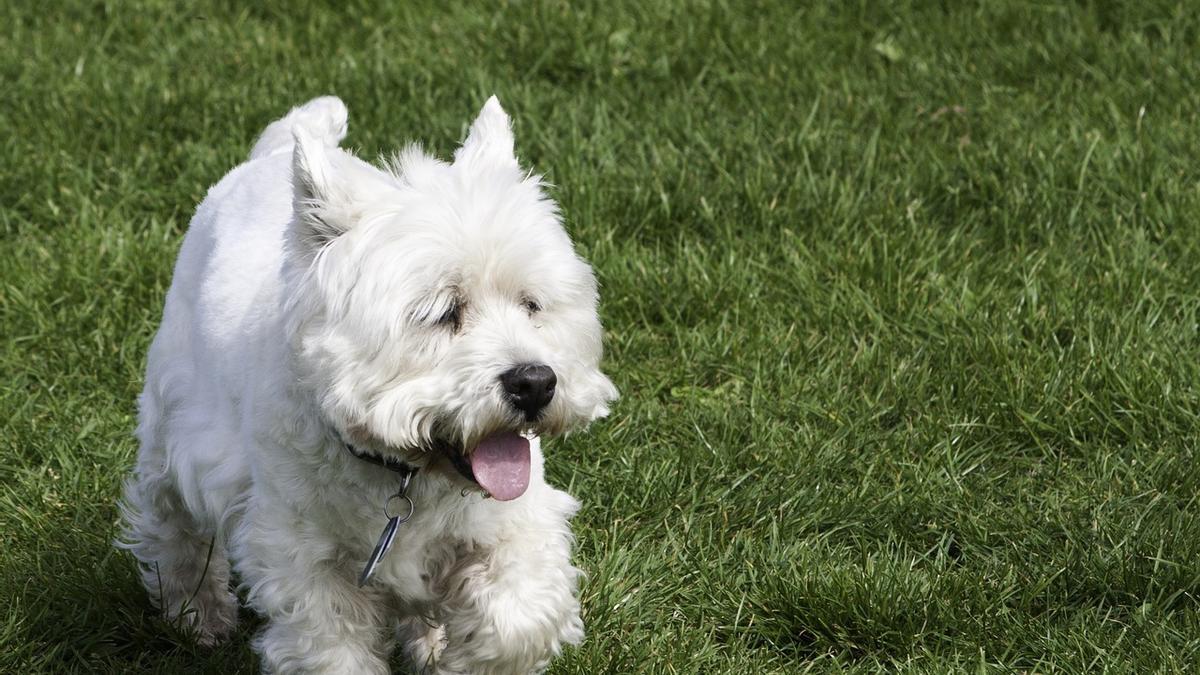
[118,96,617,674]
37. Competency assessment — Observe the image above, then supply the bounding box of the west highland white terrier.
[118,96,618,674]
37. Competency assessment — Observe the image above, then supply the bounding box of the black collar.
[344,442,419,480]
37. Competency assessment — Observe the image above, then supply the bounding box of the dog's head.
[282,97,617,499]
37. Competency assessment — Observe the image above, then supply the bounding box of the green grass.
[4,0,1200,672]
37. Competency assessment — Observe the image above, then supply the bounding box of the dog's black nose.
[500,364,557,418]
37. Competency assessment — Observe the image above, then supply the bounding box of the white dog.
[118,96,618,674]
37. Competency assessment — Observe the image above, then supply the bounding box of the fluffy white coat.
[118,96,617,674]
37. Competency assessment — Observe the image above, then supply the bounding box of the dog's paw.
[192,603,237,647]
[170,587,238,648]
[398,617,447,673]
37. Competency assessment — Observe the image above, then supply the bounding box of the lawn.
[4,0,1200,672]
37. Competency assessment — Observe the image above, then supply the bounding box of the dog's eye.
[437,301,463,331]
[521,298,541,314]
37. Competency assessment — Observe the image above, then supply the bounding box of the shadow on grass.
[5,522,259,673]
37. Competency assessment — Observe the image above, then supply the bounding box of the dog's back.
[117,99,352,643]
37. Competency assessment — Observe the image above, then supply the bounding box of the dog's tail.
[249,96,348,160]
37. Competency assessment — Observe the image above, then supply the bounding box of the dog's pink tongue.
[470,432,531,501]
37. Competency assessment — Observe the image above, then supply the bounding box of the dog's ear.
[292,126,346,250]
[291,126,371,252]
[453,96,517,170]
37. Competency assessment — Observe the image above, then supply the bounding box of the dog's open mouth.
[445,431,531,501]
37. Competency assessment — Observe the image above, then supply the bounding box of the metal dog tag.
[358,491,414,587]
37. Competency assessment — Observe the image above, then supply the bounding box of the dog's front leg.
[236,504,392,675]
[434,509,584,674]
